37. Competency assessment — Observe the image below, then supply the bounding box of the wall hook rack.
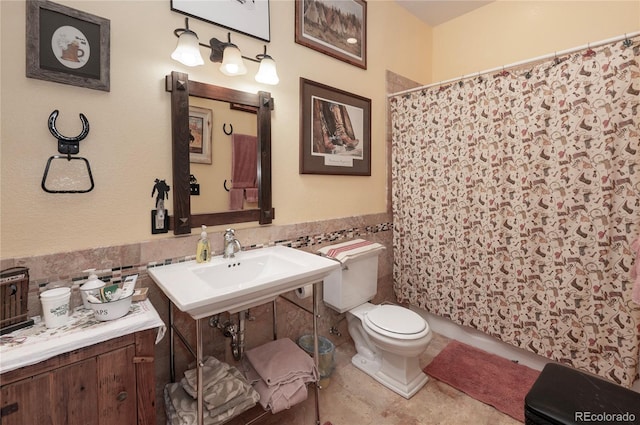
[42,110,94,193]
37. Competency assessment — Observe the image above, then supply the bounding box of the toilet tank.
[322,249,384,313]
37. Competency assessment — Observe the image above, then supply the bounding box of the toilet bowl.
[320,239,432,398]
[347,303,432,399]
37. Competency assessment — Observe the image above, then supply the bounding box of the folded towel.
[165,368,260,425]
[243,356,313,413]
[318,239,384,263]
[165,382,257,425]
[631,237,640,305]
[244,338,318,386]
[245,187,259,203]
[182,356,230,398]
[182,367,256,413]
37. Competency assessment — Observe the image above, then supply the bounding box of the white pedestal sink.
[149,245,340,319]
[149,245,340,425]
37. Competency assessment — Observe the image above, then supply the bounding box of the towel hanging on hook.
[41,110,94,193]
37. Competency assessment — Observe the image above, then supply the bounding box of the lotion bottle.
[196,225,211,263]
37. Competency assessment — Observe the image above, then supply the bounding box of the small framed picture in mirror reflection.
[188,106,212,164]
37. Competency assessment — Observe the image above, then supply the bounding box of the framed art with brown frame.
[299,78,371,176]
[26,0,110,91]
[295,0,367,69]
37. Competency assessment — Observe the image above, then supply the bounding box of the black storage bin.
[524,363,640,425]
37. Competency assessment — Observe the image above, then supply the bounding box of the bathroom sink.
[149,245,340,319]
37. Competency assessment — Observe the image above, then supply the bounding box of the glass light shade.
[219,45,247,76]
[171,31,204,67]
[255,56,279,85]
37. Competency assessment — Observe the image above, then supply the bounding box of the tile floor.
[228,332,522,425]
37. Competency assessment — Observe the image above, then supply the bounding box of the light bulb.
[220,45,247,76]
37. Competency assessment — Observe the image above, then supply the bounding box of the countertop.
[0,299,165,374]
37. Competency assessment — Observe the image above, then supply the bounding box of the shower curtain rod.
[389,31,640,97]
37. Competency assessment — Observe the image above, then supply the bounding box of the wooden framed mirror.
[166,71,274,235]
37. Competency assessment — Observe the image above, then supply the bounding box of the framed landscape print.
[171,0,270,42]
[295,0,367,69]
[300,78,371,175]
[26,0,110,91]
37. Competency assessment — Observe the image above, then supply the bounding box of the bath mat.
[423,340,540,422]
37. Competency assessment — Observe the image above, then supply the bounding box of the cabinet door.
[97,345,136,425]
[0,373,52,425]
[52,357,99,424]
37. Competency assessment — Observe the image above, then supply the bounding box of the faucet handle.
[224,228,235,239]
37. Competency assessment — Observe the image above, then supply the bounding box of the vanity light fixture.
[171,18,279,85]
[171,19,205,67]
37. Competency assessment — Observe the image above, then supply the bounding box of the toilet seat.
[363,305,429,340]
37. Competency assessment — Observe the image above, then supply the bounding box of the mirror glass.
[167,71,273,235]
[189,98,257,214]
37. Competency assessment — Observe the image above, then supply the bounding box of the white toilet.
[321,241,432,399]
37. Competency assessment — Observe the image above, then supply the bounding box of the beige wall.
[2,0,638,259]
[431,0,640,82]
[0,0,431,258]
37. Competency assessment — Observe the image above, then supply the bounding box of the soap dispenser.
[196,225,211,263]
[80,269,106,309]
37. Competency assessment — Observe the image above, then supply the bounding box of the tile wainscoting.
[1,212,394,423]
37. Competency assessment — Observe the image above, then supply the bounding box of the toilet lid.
[364,305,427,336]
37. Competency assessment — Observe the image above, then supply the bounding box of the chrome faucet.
[223,228,242,258]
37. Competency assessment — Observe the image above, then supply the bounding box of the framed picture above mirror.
[171,0,270,42]
[295,0,367,69]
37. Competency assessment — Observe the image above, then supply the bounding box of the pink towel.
[243,358,311,413]
[229,188,244,210]
[231,134,257,189]
[244,338,317,385]
[631,237,640,305]
[245,188,259,203]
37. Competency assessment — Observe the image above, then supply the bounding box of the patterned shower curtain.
[390,36,640,386]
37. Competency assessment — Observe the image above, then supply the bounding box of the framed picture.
[295,0,367,69]
[189,106,213,164]
[26,0,110,91]
[171,0,270,42]
[300,78,371,175]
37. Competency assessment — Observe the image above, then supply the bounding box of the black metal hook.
[48,110,90,155]
[223,179,231,192]
[223,123,233,135]
[43,110,94,193]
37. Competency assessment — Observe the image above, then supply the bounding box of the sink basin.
[149,245,340,319]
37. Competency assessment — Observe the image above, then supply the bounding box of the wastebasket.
[298,334,335,388]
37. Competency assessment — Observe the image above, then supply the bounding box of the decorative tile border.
[30,221,393,293]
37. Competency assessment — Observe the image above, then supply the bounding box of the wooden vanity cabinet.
[0,329,156,425]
